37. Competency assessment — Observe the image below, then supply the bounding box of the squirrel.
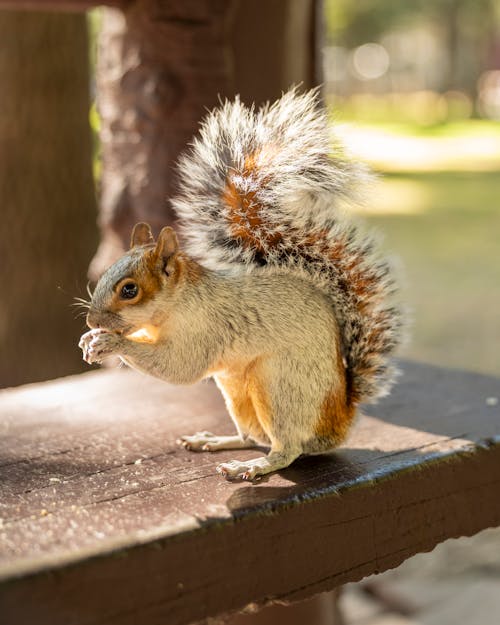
[79,88,404,480]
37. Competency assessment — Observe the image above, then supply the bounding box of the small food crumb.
[40,509,48,516]
[126,325,159,343]
[134,459,142,465]
[49,477,61,483]
[486,397,498,406]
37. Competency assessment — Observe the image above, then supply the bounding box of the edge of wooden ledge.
[1,441,500,625]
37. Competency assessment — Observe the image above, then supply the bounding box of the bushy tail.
[172,88,405,404]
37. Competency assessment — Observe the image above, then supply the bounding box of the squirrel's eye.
[120,282,139,299]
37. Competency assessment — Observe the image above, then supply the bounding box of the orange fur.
[314,338,355,444]
[223,151,281,250]
[315,388,355,445]
[245,361,274,442]
[216,370,268,444]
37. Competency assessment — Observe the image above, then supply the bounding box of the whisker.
[86,281,94,299]
[72,296,91,311]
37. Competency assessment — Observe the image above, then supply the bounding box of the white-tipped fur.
[175,88,365,267]
[172,88,404,403]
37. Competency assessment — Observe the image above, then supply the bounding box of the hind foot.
[217,449,301,481]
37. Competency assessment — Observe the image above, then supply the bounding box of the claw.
[216,465,228,477]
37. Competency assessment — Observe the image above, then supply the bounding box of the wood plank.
[0,361,499,624]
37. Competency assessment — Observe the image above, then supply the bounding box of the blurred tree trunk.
[0,11,98,387]
[90,0,238,277]
[444,0,461,93]
[90,0,321,279]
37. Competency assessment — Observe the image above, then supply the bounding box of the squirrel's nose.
[86,311,100,329]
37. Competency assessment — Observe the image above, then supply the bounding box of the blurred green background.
[322,0,500,377]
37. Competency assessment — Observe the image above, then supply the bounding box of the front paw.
[79,329,122,364]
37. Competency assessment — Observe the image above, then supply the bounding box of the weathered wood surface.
[0,360,499,624]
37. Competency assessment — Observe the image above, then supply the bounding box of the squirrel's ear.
[154,227,179,265]
[130,222,154,248]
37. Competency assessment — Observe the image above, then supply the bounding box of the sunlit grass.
[360,171,500,377]
[329,114,500,375]
[337,121,500,172]
[354,176,430,215]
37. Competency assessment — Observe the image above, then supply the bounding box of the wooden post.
[0,11,98,386]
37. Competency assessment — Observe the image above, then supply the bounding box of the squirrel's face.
[87,224,183,339]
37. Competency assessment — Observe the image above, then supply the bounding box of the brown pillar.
[0,11,98,387]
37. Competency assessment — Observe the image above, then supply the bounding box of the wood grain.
[0,360,499,624]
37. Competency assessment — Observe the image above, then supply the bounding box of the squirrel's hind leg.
[177,432,257,452]
[214,364,305,480]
